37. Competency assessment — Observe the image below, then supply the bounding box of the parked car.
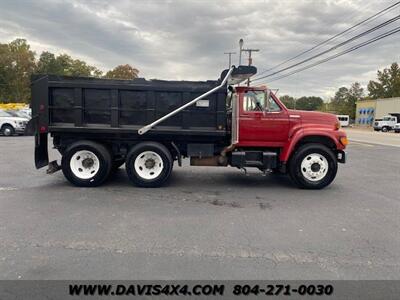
[6,109,32,120]
[0,110,29,136]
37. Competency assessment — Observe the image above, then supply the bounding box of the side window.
[266,95,281,112]
[243,91,265,112]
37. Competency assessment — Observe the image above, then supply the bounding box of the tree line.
[0,39,139,103]
[279,62,400,119]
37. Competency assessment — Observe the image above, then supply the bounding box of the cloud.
[0,0,399,98]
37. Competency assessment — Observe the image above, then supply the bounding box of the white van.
[336,115,350,127]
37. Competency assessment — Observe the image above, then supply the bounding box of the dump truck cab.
[223,84,347,185]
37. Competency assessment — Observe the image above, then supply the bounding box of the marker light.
[340,136,348,146]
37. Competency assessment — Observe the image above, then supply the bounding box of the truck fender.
[280,129,340,162]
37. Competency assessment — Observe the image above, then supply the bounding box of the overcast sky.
[0,0,399,99]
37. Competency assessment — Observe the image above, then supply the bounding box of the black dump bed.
[31,75,228,138]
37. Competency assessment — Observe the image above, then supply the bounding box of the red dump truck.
[28,65,347,189]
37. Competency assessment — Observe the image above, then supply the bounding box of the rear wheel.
[1,124,15,136]
[61,141,112,187]
[125,142,173,187]
[289,143,337,189]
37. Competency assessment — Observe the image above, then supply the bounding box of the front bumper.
[15,126,26,134]
[337,150,346,163]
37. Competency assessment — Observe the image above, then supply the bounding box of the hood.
[1,116,29,122]
[287,109,338,126]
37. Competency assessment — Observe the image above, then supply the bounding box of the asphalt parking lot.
[0,131,399,280]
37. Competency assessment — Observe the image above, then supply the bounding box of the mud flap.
[35,133,49,169]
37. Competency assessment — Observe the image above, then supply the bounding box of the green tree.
[36,52,102,77]
[367,62,400,99]
[295,96,324,111]
[0,39,36,103]
[105,64,139,80]
[330,86,349,115]
[279,95,295,109]
[347,82,363,119]
[329,82,363,119]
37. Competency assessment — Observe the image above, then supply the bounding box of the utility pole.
[241,48,259,86]
[224,52,236,68]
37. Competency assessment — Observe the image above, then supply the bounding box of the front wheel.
[289,143,338,189]
[1,125,15,136]
[125,142,173,187]
[382,127,388,132]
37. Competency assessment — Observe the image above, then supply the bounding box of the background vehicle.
[336,115,350,127]
[28,66,347,189]
[373,113,400,132]
[6,109,32,120]
[0,110,29,136]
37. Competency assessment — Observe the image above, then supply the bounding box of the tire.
[1,124,15,136]
[382,127,388,132]
[288,143,338,189]
[61,140,112,187]
[125,142,173,188]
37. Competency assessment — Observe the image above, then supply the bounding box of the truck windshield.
[383,117,393,121]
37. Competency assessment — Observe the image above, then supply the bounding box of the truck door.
[238,90,289,146]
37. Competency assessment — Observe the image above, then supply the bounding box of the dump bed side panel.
[39,76,227,137]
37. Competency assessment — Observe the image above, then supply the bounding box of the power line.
[255,1,400,77]
[255,25,400,85]
[252,13,400,82]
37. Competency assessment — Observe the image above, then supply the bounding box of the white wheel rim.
[134,151,164,180]
[300,153,329,182]
[70,150,100,179]
[4,128,11,135]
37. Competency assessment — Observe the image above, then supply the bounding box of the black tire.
[382,127,388,132]
[61,140,112,187]
[125,142,173,188]
[288,143,338,189]
[1,124,15,136]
